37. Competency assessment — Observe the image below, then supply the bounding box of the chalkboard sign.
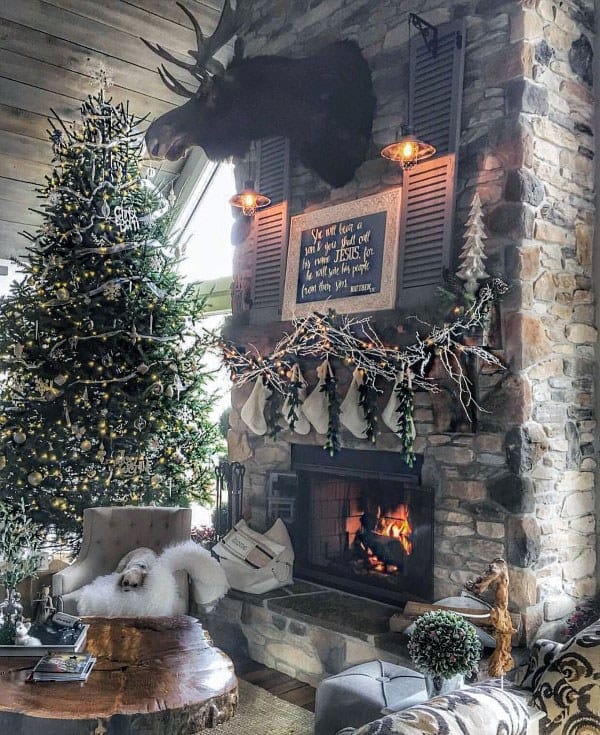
[282,189,402,319]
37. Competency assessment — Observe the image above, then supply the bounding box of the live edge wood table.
[0,616,238,735]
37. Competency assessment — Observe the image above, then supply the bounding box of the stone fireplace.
[223,0,598,670]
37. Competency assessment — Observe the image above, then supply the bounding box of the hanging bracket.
[409,13,438,57]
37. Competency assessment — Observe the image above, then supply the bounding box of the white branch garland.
[217,279,507,414]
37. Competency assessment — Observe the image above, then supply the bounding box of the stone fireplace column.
[225,0,597,643]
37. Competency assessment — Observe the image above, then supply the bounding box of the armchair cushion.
[342,684,529,735]
[531,619,600,733]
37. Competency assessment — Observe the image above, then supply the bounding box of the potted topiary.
[407,610,482,697]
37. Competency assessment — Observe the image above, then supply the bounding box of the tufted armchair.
[52,506,192,615]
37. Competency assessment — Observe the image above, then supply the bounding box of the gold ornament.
[13,430,26,444]
[80,439,92,452]
[54,374,68,386]
[137,363,149,375]
[0,455,6,470]
[150,474,161,487]
[56,287,70,302]
[165,385,174,398]
[27,471,43,486]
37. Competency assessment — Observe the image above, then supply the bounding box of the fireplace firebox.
[274,446,433,605]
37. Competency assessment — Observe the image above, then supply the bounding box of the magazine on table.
[0,615,89,656]
[30,652,96,682]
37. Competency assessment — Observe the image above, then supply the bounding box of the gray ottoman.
[314,660,428,735]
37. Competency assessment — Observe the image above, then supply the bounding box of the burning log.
[352,507,412,575]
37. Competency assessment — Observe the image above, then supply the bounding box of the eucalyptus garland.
[358,380,378,444]
[322,361,340,457]
[393,371,416,466]
[285,364,305,432]
[265,392,283,440]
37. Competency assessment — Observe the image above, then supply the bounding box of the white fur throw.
[77,541,229,617]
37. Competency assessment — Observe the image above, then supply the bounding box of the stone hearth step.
[218,581,416,687]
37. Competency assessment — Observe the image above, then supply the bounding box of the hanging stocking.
[340,368,369,439]
[303,359,331,436]
[282,364,310,435]
[240,378,272,435]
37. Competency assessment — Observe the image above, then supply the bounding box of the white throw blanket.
[77,541,229,617]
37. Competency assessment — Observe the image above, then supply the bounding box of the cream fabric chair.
[52,506,192,615]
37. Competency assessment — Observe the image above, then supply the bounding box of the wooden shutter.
[249,137,290,324]
[397,153,456,307]
[409,18,465,155]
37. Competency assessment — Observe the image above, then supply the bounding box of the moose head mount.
[143,2,375,188]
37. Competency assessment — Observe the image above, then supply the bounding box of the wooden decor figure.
[465,558,516,678]
[143,2,375,188]
[32,585,56,626]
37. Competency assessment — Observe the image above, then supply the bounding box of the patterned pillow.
[349,684,529,735]
[532,618,600,734]
[519,639,564,691]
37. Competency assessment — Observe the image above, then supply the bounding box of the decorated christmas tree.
[0,92,221,541]
[456,191,489,296]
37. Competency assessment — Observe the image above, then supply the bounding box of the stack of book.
[30,652,96,682]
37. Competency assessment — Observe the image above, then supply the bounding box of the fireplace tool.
[214,460,246,539]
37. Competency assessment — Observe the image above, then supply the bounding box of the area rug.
[214,678,314,735]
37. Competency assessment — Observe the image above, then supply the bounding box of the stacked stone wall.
[229,0,597,641]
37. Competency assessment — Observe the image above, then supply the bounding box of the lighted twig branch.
[217,279,506,399]
[214,279,506,459]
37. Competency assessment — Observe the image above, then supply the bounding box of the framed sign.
[282,188,402,319]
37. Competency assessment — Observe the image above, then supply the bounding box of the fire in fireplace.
[271,446,433,605]
[353,503,413,573]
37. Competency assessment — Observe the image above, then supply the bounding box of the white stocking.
[340,368,368,438]
[240,378,272,435]
[303,359,331,435]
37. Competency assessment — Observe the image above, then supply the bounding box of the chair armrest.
[52,558,98,598]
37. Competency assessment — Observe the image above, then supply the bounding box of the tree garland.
[217,279,507,459]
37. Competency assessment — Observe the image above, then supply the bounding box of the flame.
[374,504,413,555]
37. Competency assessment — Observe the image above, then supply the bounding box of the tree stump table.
[0,615,238,734]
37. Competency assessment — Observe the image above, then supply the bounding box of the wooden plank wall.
[0,0,226,259]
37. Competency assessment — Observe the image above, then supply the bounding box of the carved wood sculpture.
[465,557,516,677]
[142,2,375,187]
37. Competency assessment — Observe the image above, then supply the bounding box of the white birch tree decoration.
[457,191,489,296]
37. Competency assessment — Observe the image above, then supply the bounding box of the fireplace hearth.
[278,446,433,605]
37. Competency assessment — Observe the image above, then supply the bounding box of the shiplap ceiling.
[0,0,227,259]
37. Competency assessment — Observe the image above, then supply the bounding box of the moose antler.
[141,0,242,98]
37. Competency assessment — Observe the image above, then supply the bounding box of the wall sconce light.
[381,13,438,170]
[229,180,271,217]
[381,129,436,170]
